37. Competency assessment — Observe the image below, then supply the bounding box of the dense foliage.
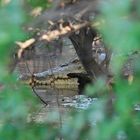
[0,0,140,140]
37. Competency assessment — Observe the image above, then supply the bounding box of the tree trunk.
[69,26,106,79]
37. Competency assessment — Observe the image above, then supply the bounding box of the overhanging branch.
[16,21,90,59]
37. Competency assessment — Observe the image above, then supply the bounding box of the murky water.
[15,40,97,124]
[28,86,98,123]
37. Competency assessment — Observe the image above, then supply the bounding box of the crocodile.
[17,55,92,93]
[15,35,107,92]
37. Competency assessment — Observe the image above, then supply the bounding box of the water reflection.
[29,87,98,124]
[62,95,98,109]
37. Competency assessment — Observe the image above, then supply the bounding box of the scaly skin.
[27,74,79,89]
[21,58,85,90]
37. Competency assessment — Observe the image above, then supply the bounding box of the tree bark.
[69,26,106,79]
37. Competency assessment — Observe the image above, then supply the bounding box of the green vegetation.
[0,0,140,140]
[27,0,51,9]
[0,0,50,139]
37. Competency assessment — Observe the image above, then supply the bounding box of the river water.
[27,87,98,124]
[15,40,97,124]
